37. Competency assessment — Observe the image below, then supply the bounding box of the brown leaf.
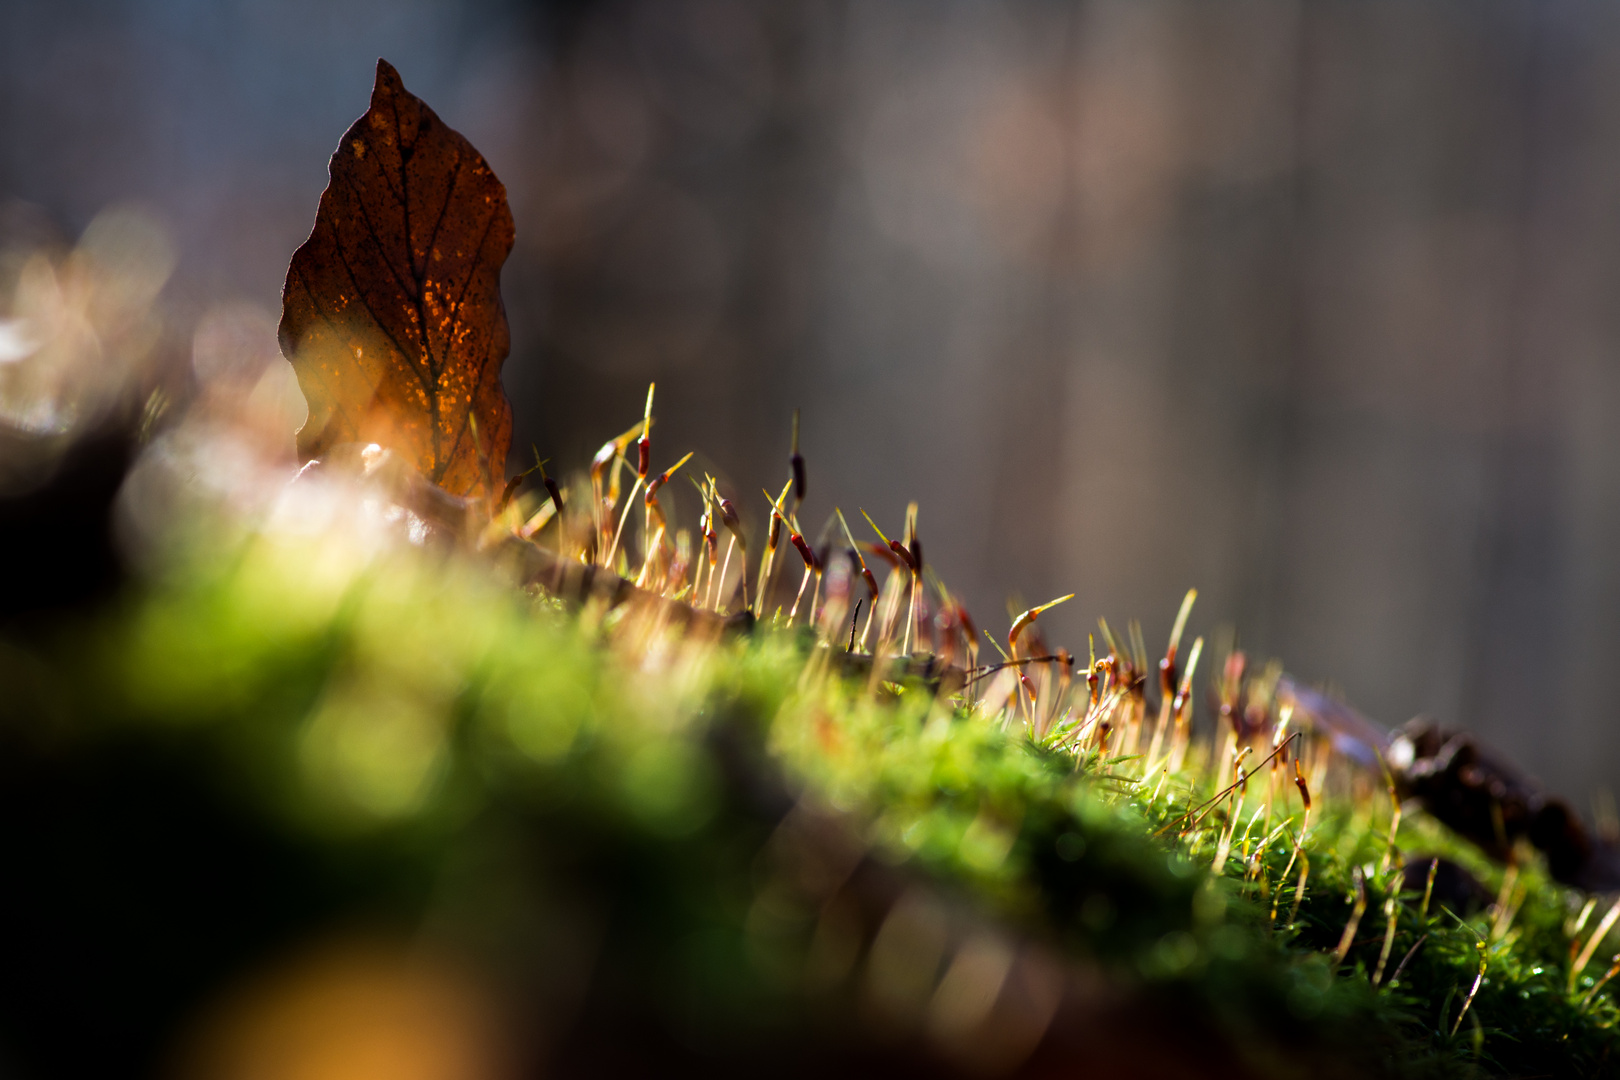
[278,58,515,499]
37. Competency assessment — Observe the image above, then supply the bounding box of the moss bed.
[1,508,1616,1079]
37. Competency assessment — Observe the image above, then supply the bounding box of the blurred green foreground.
[0,450,1618,1080]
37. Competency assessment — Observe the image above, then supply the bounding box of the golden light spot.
[351,139,367,158]
[174,943,504,1080]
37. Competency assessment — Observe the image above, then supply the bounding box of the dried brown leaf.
[278,58,515,498]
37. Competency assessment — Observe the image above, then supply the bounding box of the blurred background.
[3,0,1619,805]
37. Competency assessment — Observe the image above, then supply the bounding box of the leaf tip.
[373,58,405,102]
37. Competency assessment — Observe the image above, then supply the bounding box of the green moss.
[6,529,1618,1076]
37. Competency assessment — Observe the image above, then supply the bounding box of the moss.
[3,528,1616,1076]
